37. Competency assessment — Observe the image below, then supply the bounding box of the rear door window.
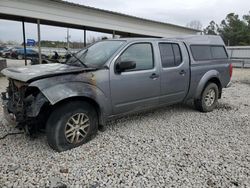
[159,43,182,68]
[172,44,182,66]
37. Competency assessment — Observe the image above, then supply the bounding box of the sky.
[0,0,249,43]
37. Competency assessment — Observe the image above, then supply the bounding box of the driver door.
[110,42,160,115]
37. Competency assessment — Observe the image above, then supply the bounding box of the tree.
[186,20,202,30]
[243,11,250,44]
[243,11,250,26]
[220,13,249,46]
[203,21,219,35]
[204,11,250,46]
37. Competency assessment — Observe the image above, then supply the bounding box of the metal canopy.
[0,13,144,37]
[0,0,199,38]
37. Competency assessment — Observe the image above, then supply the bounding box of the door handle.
[150,73,159,79]
[179,70,186,75]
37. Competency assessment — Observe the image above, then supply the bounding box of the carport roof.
[0,0,200,37]
[52,0,200,32]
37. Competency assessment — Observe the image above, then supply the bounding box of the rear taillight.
[229,63,233,79]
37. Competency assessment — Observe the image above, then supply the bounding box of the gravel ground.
[0,68,249,188]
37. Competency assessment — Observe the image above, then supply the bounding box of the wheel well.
[206,77,222,98]
[51,96,102,125]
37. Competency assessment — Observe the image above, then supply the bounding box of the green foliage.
[204,21,219,35]
[204,11,250,46]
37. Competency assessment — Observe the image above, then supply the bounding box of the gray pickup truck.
[1,35,232,151]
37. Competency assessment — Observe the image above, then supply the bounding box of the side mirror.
[116,60,136,73]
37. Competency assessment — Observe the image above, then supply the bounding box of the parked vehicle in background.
[1,47,23,58]
[0,48,11,57]
[0,46,8,57]
[30,51,65,65]
[11,48,47,60]
[0,46,7,51]
[1,35,232,151]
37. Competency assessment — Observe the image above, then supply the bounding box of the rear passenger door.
[158,42,190,104]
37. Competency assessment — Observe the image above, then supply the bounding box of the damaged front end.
[1,79,50,134]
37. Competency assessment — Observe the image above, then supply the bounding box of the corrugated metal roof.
[52,0,200,32]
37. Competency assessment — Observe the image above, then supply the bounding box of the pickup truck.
[1,35,232,151]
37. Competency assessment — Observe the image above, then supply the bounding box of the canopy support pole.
[22,20,27,66]
[37,19,42,64]
[84,29,86,47]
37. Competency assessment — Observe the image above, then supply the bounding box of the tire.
[194,83,219,112]
[46,101,98,152]
[17,55,23,60]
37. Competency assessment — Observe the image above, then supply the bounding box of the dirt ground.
[232,68,250,83]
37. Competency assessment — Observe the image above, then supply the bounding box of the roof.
[167,35,226,45]
[107,35,225,46]
[52,0,200,32]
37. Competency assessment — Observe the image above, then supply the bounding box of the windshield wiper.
[64,47,88,68]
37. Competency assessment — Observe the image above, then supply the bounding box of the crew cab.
[1,35,232,151]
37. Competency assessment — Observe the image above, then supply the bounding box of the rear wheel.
[46,101,98,152]
[194,83,219,112]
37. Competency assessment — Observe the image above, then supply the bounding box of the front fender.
[195,70,220,99]
[30,81,112,120]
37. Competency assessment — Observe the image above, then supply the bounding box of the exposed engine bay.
[1,79,49,134]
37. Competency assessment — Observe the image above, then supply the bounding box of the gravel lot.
[0,68,249,187]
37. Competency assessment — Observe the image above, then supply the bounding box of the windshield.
[66,40,125,67]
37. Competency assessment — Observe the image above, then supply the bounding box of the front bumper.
[1,92,16,126]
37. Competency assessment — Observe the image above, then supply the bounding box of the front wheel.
[194,83,219,112]
[46,101,98,152]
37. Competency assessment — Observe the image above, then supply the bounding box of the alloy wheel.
[64,113,90,144]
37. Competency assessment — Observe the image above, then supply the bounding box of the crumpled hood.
[1,63,95,82]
